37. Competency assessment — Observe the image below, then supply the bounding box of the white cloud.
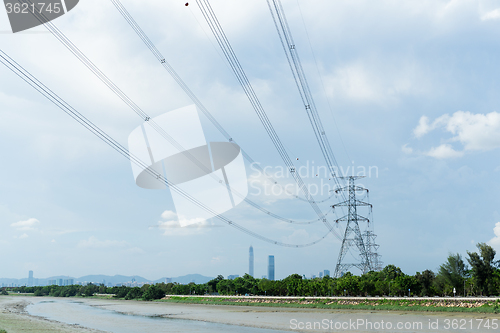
[414,116,432,138]
[19,233,29,239]
[10,218,40,231]
[481,8,500,21]
[413,114,451,138]
[78,236,128,249]
[402,144,413,154]
[153,210,220,236]
[413,111,500,158]
[426,144,464,159]
[161,210,177,220]
[488,222,500,248]
[445,111,500,151]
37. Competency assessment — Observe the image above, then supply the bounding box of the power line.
[109,0,339,225]
[0,49,332,248]
[266,0,382,273]
[266,0,347,201]
[195,0,340,239]
[16,0,333,227]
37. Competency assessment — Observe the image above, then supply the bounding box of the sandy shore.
[3,296,500,332]
[0,297,103,333]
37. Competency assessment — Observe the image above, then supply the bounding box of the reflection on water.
[27,299,290,333]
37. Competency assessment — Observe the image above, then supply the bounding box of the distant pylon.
[332,176,380,277]
[363,230,383,271]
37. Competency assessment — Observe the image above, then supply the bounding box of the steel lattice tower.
[363,230,383,271]
[333,176,379,277]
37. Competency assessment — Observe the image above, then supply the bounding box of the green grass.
[157,297,500,314]
[0,329,8,333]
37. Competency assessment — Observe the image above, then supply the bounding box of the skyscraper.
[268,255,275,281]
[249,246,254,277]
[28,270,33,287]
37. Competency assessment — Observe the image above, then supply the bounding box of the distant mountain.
[153,274,213,285]
[1,273,214,286]
[77,275,150,285]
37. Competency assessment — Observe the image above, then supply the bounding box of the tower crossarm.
[332,200,372,208]
[335,185,368,193]
[335,215,369,223]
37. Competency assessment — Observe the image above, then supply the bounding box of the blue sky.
[1,0,500,280]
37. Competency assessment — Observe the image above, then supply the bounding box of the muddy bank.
[0,297,103,333]
[4,296,500,333]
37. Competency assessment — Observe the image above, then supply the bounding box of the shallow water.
[27,299,291,333]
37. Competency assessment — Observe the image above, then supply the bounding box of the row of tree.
[5,242,500,299]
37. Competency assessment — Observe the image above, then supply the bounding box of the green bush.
[143,284,165,301]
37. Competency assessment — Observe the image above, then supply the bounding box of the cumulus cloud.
[414,116,433,138]
[161,210,177,220]
[426,144,464,159]
[10,218,40,231]
[413,111,500,158]
[481,8,500,21]
[78,236,128,249]
[488,222,500,248]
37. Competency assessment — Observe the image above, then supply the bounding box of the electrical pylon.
[333,176,378,277]
[363,230,383,272]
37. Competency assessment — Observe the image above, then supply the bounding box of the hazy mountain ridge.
[0,274,214,286]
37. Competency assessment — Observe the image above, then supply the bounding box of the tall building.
[268,255,275,281]
[249,246,254,277]
[63,279,74,286]
[324,270,330,277]
[28,270,33,287]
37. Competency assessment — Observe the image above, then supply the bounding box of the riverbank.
[0,297,103,333]
[3,295,500,332]
[159,295,500,313]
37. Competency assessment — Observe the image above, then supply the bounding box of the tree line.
[5,242,500,300]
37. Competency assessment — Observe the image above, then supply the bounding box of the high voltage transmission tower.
[363,230,383,272]
[332,176,381,277]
